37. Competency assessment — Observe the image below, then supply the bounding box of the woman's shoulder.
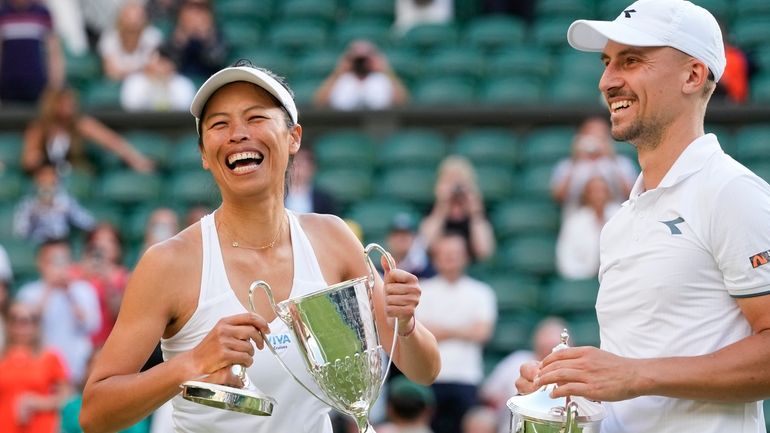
[134,222,202,280]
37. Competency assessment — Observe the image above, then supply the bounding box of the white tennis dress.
[161,211,333,432]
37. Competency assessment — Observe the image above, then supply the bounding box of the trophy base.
[181,381,275,416]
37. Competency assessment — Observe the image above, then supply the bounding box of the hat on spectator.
[388,376,435,406]
[567,0,726,82]
[190,66,298,133]
[389,212,416,233]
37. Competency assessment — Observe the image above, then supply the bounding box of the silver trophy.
[249,243,398,433]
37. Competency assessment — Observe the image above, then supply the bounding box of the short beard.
[611,116,666,152]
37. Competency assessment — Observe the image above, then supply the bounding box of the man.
[416,234,497,433]
[386,212,434,280]
[517,1,770,433]
[17,239,101,385]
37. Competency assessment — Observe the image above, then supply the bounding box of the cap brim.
[568,19,666,52]
[190,67,298,125]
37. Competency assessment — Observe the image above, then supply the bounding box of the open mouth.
[226,151,264,173]
[610,99,634,114]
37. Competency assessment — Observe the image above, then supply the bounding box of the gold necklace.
[221,212,286,251]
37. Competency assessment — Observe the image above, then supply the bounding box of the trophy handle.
[363,243,399,399]
[247,280,338,410]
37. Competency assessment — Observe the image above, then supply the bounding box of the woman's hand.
[381,257,420,336]
[187,313,270,387]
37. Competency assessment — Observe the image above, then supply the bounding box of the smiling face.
[198,81,301,201]
[599,41,695,149]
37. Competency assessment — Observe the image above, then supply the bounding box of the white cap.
[567,0,726,82]
[190,66,298,132]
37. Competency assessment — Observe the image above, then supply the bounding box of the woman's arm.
[80,236,270,433]
[77,116,155,172]
[21,122,45,172]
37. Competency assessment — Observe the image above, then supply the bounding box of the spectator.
[550,116,637,216]
[141,207,179,253]
[376,376,436,433]
[21,86,155,175]
[419,155,496,262]
[46,0,89,55]
[314,39,409,110]
[121,46,196,112]
[394,0,454,35]
[715,40,750,104]
[16,239,101,385]
[555,176,621,280]
[479,316,566,432]
[183,205,212,228]
[70,223,130,348]
[13,163,96,245]
[285,148,339,215]
[98,0,163,81]
[461,406,498,433]
[61,349,151,433]
[162,0,226,81]
[0,0,65,105]
[416,234,497,433]
[0,245,11,351]
[386,212,435,279]
[80,0,126,46]
[0,301,72,433]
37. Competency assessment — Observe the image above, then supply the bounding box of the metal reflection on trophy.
[250,243,398,433]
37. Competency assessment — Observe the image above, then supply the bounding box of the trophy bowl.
[250,243,397,433]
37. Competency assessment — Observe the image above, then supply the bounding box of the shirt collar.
[629,133,722,199]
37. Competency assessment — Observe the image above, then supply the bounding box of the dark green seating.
[491,199,560,240]
[315,167,374,209]
[487,47,552,78]
[314,130,376,169]
[543,277,600,316]
[345,199,418,241]
[515,163,556,199]
[423,49,486,83]
[734,124,770,162]
[267,20,330,54]
[520,127,575,165]
[4,239,39,285]
[333,19,393,48]
[474,165,516,204]
[376,167,437,208]
[412,76,476,106]
[400,23,459,53]
[276,0,339,24]
[454,128,518,167]
[214,0,273,25]
[83,79,122,109]
[499,235,557,276]
[463,15,527,52]
[485,272,542,312]
[229,48,293,79]
[479,76,543,105]
[379,129,447,168]
[0,169,23,202]
[530,18,574,49]
[165,170,220,208]
[0,132,23,170]
[97,171,162,205]
[535,0,593,19]
[347,0,395,21]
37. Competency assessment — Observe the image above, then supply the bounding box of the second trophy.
[249,243,398,433]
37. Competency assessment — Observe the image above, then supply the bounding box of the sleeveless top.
[161,211,333,432]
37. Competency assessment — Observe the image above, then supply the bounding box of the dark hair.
[85,222,124,264]
[36,238,69,257]
[196,59,296,142]
[389,392,429,421]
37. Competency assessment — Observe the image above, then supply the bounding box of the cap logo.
[623,9,636,18]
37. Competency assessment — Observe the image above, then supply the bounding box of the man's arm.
[536,294,770,402]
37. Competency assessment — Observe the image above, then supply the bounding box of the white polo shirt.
[596,134,770,433]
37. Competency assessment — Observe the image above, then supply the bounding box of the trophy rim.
[277,276,369,306]
[181,380,276,416]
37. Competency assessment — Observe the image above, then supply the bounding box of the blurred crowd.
[0,0,764,433]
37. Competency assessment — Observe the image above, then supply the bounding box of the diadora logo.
[268,333,291,351]
[750,250,770,269]
[623,8,637,18]
[660,217,685,235]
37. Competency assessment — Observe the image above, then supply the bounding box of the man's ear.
[682,59,709,95]
[288,124,303,154]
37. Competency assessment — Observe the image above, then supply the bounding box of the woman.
[0,301,71,433]
[419,155,496,261]
[21,87,155,175]
[80,61,441,433]
[71,223,130,348]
